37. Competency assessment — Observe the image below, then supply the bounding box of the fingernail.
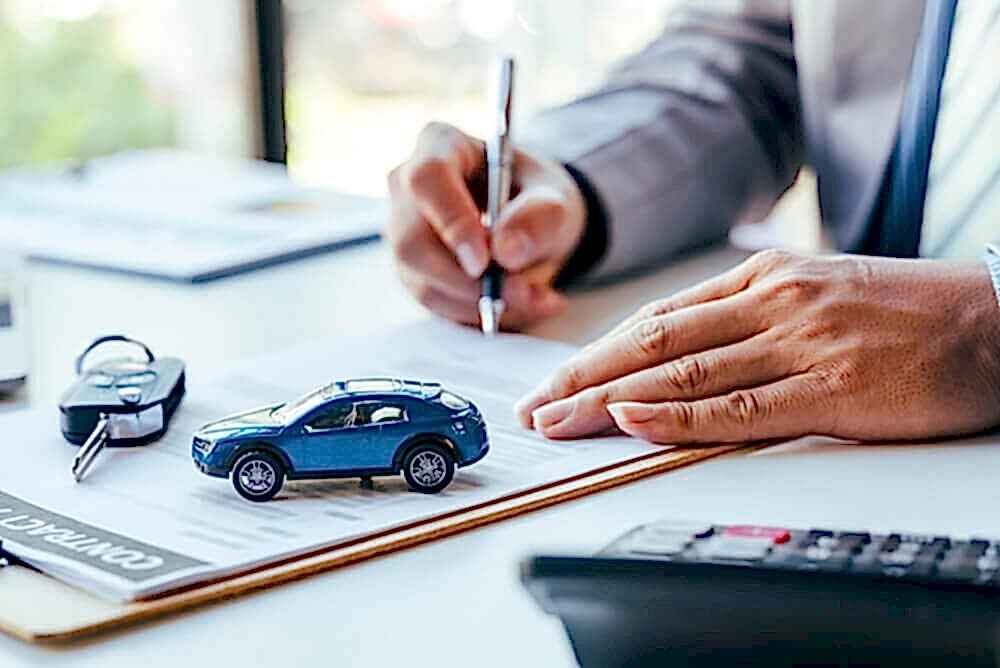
[498,230,533,268]
[517,379,552,412]
[532,398,575,429]
[607,402,657,424]
[513,394,535,420]
[455,242,485,277]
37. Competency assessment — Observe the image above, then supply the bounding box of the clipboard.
[0,444,754,644]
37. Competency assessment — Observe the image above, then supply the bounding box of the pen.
[479,56,515,336]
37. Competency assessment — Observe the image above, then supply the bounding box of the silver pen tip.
[478,297,504,336]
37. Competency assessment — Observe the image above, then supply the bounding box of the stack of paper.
[0,150,384,282]
[0,320,664,601]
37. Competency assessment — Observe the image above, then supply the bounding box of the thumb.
[492,183,579,272]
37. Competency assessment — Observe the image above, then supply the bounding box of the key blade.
[73,415,110,483]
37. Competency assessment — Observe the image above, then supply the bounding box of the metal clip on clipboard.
[0,539,26,569]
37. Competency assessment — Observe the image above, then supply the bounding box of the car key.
[59,335,186,482]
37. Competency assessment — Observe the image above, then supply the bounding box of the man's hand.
[386,123,587,330]
[515,250,1000,444]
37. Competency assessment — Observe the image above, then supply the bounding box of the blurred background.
[0,0,818,246]
[0,0,678,194]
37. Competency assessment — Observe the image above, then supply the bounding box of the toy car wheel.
[232,450,284,502]
[402,442,455,494]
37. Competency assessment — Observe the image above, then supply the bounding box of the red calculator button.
[724,525,791,544]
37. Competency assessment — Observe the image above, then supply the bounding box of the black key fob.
[59,335,186,447]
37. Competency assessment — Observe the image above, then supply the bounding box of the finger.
[501,280,566,331]
[491,183,570,272]
[530,333,790,438]
[397,258,479,313]
[607,373,826,445]
[401,267,564,331]
[401,279,480,327]
[420,288,479,327]
[516,292,765,423]
[605,256,757,340]
[397,125,489,277]
[388,209,480,303]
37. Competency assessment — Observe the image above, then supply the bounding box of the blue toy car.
[191,378,489,501]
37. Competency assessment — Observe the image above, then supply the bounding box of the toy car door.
[300,399,376,472]
[366,400,411,463]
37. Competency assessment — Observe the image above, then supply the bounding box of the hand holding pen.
[385,58,588,332]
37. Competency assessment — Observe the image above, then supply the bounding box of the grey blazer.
[521,0,926,282]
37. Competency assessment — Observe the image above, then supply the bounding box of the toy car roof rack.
[338,378,443,398]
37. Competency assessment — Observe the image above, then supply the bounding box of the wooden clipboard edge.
[7,443,761,644]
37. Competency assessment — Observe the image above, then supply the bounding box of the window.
[0,0,256,169]
[273,383,339,422]
[306,400,408,430]
[370,404,407,424]
[306,401,364,430]
[283,0,684,195]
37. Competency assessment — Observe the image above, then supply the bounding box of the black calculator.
[522,522,1000,667]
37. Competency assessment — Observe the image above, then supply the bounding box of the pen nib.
[478,297,504,336]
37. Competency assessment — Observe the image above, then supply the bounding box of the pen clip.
[492,56,515,140]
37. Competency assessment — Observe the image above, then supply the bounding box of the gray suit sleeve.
[520,0,803,282]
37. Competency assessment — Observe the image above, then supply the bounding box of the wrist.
[554,163,609,288]
[969,262,1000,419]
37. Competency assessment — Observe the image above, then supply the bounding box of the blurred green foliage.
[0,13,174,169]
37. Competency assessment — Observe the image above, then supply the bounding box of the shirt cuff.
[554,163,609,288]
[986,243,1000,310]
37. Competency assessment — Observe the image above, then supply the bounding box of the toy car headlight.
[193,436,217,455]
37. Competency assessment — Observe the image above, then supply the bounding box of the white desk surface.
[2,242,998,667]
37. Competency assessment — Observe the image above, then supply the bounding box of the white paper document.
[0,320,663,601]
[0,150,384,282]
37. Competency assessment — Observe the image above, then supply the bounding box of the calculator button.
[970,539,991,552]
[883,565,908,578]
[765,549,851,574]
[831,536,867,556]
[627,537,689,557]
[906,556,939,579]
[814,536,839,550]
[850,547,887,576]
[921,539,950,556]
[627,530,692,557]
[976,554,1000,573]
[938,542,983,581]
[807,529,835,539]
[880,551,915,567]
[702,537,774,561]
[723,526,791,544]
[882,535,902,552]
[643,521,713,539]
[950,541,989,561]
[938,561,980,582]
[811,555,853,573]
[838,532,872,544]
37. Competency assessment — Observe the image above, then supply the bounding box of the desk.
[2,242,997,667]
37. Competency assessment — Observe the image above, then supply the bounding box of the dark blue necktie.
[875,0,959,258]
